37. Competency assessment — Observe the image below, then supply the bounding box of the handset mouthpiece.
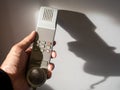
[27,67,47,88]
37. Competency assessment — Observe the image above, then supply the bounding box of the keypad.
[37,40,52,53]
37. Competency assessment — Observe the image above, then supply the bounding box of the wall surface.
[0,0,120,90]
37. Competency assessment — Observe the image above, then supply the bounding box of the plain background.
[0,0,120,90]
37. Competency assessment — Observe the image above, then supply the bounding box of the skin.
[0,31,56,90]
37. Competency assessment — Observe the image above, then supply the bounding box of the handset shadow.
[58,10,120,89]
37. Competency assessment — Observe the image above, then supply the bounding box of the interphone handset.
[26,6,58,89]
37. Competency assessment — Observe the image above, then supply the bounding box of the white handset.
[26,6,58,89]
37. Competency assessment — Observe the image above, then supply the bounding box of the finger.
[48,63,55,71]
[17,31,36,50]
[25,47,32,55]
[51,50,57,58]
[47,71,52,79]
[53,41,56,46]
[47,63,55,79]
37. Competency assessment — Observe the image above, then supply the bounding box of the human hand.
[0,31,56,90]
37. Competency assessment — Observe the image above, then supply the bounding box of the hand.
[0,31,56,90]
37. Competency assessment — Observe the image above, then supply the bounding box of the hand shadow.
[58,10,120,89]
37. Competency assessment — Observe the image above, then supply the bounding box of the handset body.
[26,6,58,88]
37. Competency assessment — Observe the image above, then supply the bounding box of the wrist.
[0,68,14,90]
[0,66,16,90]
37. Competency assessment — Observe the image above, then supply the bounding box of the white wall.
[0,0,120,90]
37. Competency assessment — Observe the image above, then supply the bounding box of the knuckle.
[11,43,22,52]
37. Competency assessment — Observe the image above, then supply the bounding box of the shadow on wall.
[47,0,120,23]
[81,0,120,23]
[58,10,120,89]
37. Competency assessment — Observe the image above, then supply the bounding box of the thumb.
[18,31,36,50]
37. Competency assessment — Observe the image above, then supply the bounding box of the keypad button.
[46,45,51,50]
[40,49,44,52]
[46,42,52,46]
[46,49,51,53]
[41,41,46,45]
[37,40,40,44]
[40,45,45,48]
